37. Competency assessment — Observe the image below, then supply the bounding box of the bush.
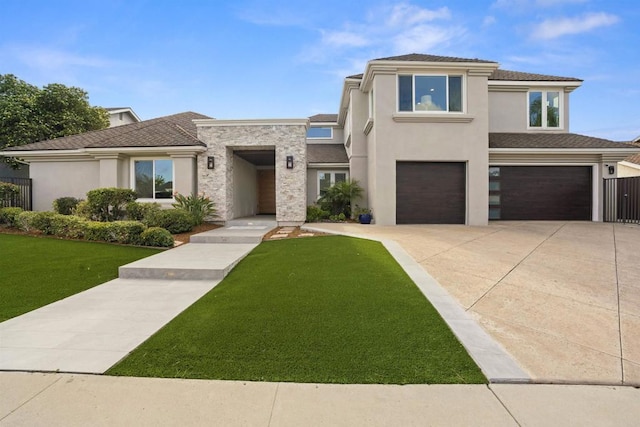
[85,220,146,245]
[140,227,174,247]
[145,209,193,234]
[172,193,216,225]
[53,197,81,215]
[318,179,363,218]
[0,207,23,227]
[49,214,88,239]
[306,205,330,222]
[126,201,161,222]
[30,211,57,234]
[0,182,20,207]
[15,211,38,231]
[85,188,137,221]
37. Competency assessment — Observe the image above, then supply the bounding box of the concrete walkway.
[304,222,640,386]
[2,372,640,426]
[0,220,276,373]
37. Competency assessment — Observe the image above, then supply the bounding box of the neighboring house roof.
[489,69,582,82]
[371,53,497,64]
[489,133,635,149]
[307,144,348,164]
[105,107,142,125]
[309,114,338,123]
[624,153,640,166]
[3,112,210,152]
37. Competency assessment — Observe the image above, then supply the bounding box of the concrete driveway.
[307,222,640,385]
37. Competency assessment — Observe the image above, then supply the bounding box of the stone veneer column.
[196,119,308,225]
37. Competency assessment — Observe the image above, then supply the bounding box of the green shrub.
[49,215,88,239]
[126,201,161,221]
[0,182,20,207]
[145,209,193,234]
[306,205,330,222]
[84,221,146,245]
[85,188,137,221]
[318,179,363,218]
[53,197,81,215]
[140,227,174,247]
[30,211,57,234]
[172,193,216,225]
[0,207,23,227]
[16,211,38,231]
[73,200,92,219]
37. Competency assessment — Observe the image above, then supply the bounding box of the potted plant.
[355,206,372,224]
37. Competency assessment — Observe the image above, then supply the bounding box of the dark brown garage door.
[491,166,592,220]
[396,162,466,224]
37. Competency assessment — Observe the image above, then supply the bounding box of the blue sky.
[1,0,638,141]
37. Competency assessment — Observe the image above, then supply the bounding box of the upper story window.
[398,74,463,113]
[529,91,561,129]
[132,159,174,200]
[307,127,333,139]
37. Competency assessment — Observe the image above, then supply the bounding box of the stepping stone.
[269,234,288,239]
[279,227,296,232]
[277,230,290,234]
[298,233,314,237]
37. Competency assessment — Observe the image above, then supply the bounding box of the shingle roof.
[3,112,211,151]
[346,74,363,79]
[309,114,338,123]
[372,53,496,63]
[307,144,348,164]
[489,133,636,149]
[624,153,640,165]
[490,69,582,82]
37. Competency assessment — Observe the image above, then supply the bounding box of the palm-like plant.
[319,179,363,217]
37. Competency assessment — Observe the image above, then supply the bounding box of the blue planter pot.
[358,213,372,224]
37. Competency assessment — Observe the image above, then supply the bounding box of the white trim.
[307,162,349,168]
[130,157,176,202]
[619,160,640,170]
[489,80,581,92]
[393,114,474,123]
[363,118,374,134]
[3,146,206,160]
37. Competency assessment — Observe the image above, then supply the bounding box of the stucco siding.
[30,160,100,211]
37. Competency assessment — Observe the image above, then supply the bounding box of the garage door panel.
[396,162,466,224]
[498,166,592,220]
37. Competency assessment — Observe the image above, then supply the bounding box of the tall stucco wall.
[30,161,100,211]
[370,71,490,225]
[489,90,571,133]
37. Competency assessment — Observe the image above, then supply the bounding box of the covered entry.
[490,165,592,220]
[233,149,275,217]
[396,161,466,224]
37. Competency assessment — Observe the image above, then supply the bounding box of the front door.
[257,169,276,214]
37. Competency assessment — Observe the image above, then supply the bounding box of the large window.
[307,127,333,139]
[398,74,463,113]
[318,171,348,198]
[133,159,174,199]
[529,91,561,128]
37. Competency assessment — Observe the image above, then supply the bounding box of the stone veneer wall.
[197,122,308,224]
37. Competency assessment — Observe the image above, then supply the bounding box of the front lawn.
[108,236,486,384]
[0,234,161,321]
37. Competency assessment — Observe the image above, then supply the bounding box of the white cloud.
[11,46,113,70]
[492,0,587,9]
[483,16,497,27]
[320,30,370,48]
[393,25,463,54]
[386,4,451,27]
[532,12,619,39]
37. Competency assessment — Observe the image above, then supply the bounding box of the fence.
[603,176,640,224]
[0,177,32,211]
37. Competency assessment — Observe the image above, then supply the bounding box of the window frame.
[306,127,334,140]
[317,170,349,199]
[397,73,465,114]
[527,89,563,130]
[130,157,175,202]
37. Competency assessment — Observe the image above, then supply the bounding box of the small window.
[133,159,174,200]
[398,74,464,113]
[529,91,561,129]
[489,181,501,191]
[489,207,501,220]
[317,171,349,198]
[307,127,333,139]
[489,195,501,205]
[489,167,500,177]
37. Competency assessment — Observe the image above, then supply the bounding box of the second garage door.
[396,162,466,224]
[490,166,592,220]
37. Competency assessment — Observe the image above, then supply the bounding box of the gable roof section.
[372,53,496,63]
[3,112,210,152]
[489,133,635,149]
[309,114,338,123]
[624,153,640,166]
[489,69,582,82]
[307,144,348,164]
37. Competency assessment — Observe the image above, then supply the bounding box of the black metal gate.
[603,176,640,224]
[0,177,32,211]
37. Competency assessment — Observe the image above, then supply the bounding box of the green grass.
[108,236,486,384]
[0,233,161,321]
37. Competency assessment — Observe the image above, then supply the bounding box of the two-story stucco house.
[4,53,639,225]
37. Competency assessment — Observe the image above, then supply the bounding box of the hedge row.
[0,208,174,248]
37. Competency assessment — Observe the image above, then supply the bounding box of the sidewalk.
[2,372,639,426]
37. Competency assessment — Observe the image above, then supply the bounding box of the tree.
[0,74,109,166]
